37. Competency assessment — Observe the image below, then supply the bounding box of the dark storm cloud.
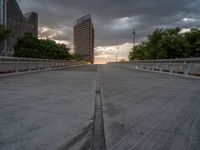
[18,0,200,46]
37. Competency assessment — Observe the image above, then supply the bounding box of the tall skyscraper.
[74,15,94,64]
[0,0,38,56]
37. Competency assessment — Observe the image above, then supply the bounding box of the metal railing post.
[184,63,192,76]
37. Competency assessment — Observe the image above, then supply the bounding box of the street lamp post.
[132,28,136,48]
[104,55,108,64]
[116,47,119,62]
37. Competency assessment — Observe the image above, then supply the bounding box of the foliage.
[0,25,11,53]
[0,25,11,41]
[184,28,200,57]
[14,33,72,60]
[129,28,200,60]
[71,53,83,61]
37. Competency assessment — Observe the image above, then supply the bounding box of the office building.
[74,15,94,63]
[0,0,38,56]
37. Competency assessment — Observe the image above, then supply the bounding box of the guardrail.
[111,58,200,77]
[0,56,88,74]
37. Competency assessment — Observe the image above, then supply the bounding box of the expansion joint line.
[92,70,107,150]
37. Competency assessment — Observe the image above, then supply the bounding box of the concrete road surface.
[0,64,200,150]
[0,65,97,150]
[99,64,200,150]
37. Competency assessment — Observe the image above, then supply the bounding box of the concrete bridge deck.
[0,66,97,150]
[0,65,200,150]
[100,65,200,150]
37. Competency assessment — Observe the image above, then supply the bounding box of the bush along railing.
[0,57,88,74]
[112,58,200,77]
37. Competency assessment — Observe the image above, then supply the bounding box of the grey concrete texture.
[0,65,97,150]
[1,64,200,150]
[99,65,200,150]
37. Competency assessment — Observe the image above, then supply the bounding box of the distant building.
[0,0,38,56]
[74,15,94,64]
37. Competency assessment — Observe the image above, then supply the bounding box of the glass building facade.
[0,0,6,25]
[0,0,38,56]
[74,15,94,64]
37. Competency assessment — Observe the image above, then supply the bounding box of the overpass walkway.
[0,65,200,150]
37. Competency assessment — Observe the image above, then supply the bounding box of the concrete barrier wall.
[0,56,88,74]
[111,58,200,77]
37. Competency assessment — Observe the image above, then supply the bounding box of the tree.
[14,33,72,60]
[72,53,83,61]
[0,25,10,41]
[129,43,146,60]
[156,28,188,59]
[0,25,11,51]
[184,28,200,57]
[129,27,200,60]
[14,33,40,58]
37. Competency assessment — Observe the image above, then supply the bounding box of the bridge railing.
[112,58,200,77]
[0,56,88,74]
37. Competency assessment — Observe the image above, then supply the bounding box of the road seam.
[92,71,107,150]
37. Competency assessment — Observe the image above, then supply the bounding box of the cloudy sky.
[17,0,200,63]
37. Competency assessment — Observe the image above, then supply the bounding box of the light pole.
[104,55,108,64]
[116,46,119,62]
[132,28,136,48]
